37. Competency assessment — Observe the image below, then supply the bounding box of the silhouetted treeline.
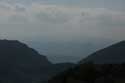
[48,63,125,83]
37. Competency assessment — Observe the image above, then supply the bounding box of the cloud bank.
[0,3,125,40]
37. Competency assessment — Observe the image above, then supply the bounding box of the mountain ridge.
[80,40,125,64]
[48,41,125,83]
[0,39,74,83]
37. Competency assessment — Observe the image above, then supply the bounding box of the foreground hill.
[0,40,74,83]
[49,63,125,83]
[48,41,125,83]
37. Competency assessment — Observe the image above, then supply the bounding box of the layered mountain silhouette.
[0,39,74,83]
[49,41,125,83]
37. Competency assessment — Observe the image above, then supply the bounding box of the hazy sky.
[0,0,125,63]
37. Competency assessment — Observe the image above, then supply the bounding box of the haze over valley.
[0,0,125,63]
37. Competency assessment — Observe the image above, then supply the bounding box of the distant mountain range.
[48,41,125,83]
[0,40,74,83]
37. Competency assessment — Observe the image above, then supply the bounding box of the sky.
[0,0,125,63]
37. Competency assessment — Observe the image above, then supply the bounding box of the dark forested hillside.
[48,63,125,83]
[48,41,125,83]
[0,40,74,83]
[80,41,125,64]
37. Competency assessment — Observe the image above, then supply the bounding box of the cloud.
[0,1,125,62]
[0,2,125,42]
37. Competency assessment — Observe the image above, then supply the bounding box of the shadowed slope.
[81,41,125,64]
[0,40,74,83]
